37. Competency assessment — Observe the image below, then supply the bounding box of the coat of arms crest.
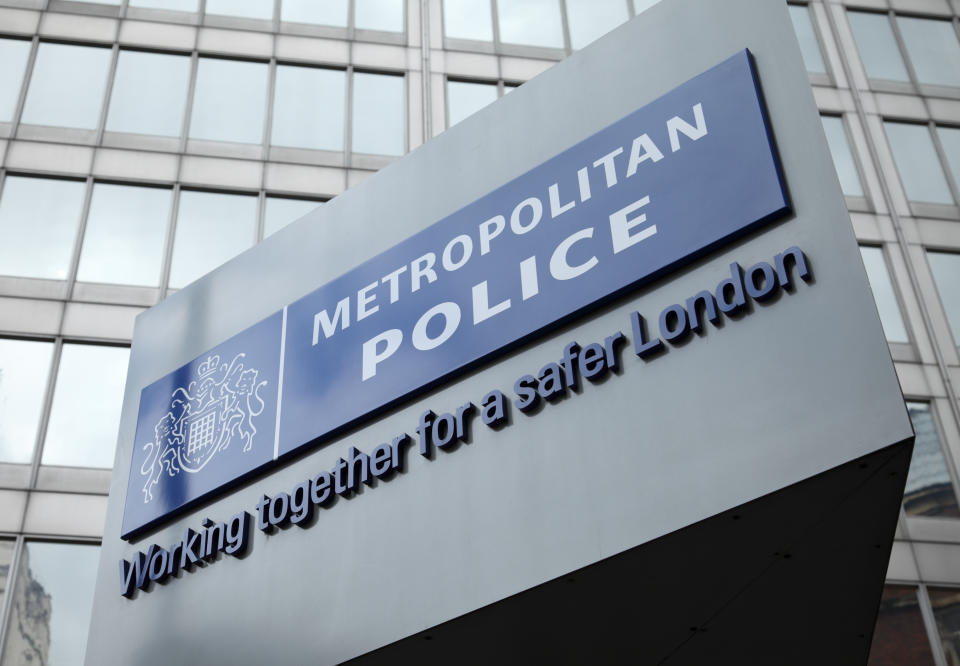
[139,353,267,504]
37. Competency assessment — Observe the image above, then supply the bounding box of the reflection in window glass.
[272,66,345,151]
[938,127,960,197]
[355,0,404,32]
[498,0,564,48]
[443,0,492,41]
[42,344,129,468]
[0,542,100,666]
[885,122,954,205]
[447,80,498,127]
[206,0,273,20]
[898,17,960,88]
[129,0,198,10]
[566,0,627,50]
[281,0,347,26]
[352,72,405,156]
[189,58,269,144]
[0,339,53,464]
[821,116,863,197]
[0,39,30,123]
[927,251,960,346]
[867,586,937,666]
[929,587,960,666]
[859,247,908,343]
[20,43,112,130]
[0,176,86,280]
[904,402,960,518]
[76,184,171,286]
[848,11,909,82]
[106,50,190,137]
[169,191,257,288]
[264,197,320,238]
[788,5,826,75]
[0,540,11,608]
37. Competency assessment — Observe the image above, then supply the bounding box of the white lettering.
[510,197,543,235]
[381,266,407,304]
[548,182,576,218]
[626,134,664,177]
[472,281,511,324]
[442,234,473,271]
[411,252,438,292]
[412,302,461,351]
[478,215,506,256]
[356,281,379,321]
[520,256,539,301]
[592,148,623,188]
[550,228,598,281]
[312,297,350,345]
[667,103,707,152]
[577,167,592,202]
[361,329,402,381]
[609,196,656,254]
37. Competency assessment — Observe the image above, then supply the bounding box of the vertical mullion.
[9,36,41,138]
[27,338,64,488]
[262,57,278,163]
[887,11,920,93]
[0,536,26,661]
[929,122,960,208]
[344,64,354,167]
[558,0,572,54]
[64,176,96,298]
[916,584,950,666]
[95,43,121,146]
[158,184,182,298]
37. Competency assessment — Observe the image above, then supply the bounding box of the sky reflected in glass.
[76,184,171,286]
[885,122,954,205]
[898,17,960,88]
[190,58,268,144]
[21,43,112,129]
[169,190,257,288]
[566,0,627,50]
[0,39,30,123]
[281,0,347,26]
[272,65,345,151]
[447,80,497,127]
[0,339,52,464]
[821,116,863,197]
[264,197,321,238]
[928,251,960,346]
[848,11,909,82]
[206,0,273,20]
[904,402,959,518]
[859,246,908,343]
[107,50,190,137]
[0,176,86,280]
[443,0,492,41]
[352,72,405,156]
[788,5,826,74]
[42,344,129,468]
[355,0,404,32]
[498,0,564,48]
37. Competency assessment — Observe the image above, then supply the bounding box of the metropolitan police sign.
[122,50,787,538]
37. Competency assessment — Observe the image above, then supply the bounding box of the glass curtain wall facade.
[0,0,957,662]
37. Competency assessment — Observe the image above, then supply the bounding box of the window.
[0,540,11,607]
[129,0,198,10]
[442,0,492,41]
[903,402,959,518]
[859,247,908,343]
[884,122,954,206]
[264,197,320,238]
[848,12,910,82]
[632,0,661,13]
[76,184,171,286]
[106,50,191,137]
[566,0,628,51]
[447,80,498,127]
[937,126,960,197]
[788,5,827,75]
[821,116,864,198]
[206,0,273,20]
[0,542,101,666]
[929,587,960,665]
[927,251,960,346]
[0,39,30,124]
[41,344,129,469]
[281,0,348,26]
[271,65,346,151]
[189,58,269,144]
[497,0,564,48]
[0,339,53,465]
[355,0,404,32]
[849,12,960,89]
[351,72,405,156]
[20,43,112,130]
[0,176,86,280]
[897,17,960,88]
[868,586,937,666]
[168,191,258,288]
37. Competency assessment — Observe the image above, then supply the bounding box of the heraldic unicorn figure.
[139,353,268,503]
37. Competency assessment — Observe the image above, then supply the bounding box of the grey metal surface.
[85,0,913,663]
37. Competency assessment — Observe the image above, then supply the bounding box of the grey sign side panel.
[85,0,911,664]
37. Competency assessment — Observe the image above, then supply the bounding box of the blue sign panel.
[122,50,788,538]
